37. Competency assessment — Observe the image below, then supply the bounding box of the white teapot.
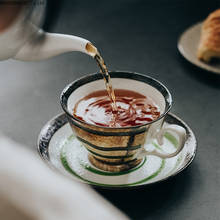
[0,1,94,61]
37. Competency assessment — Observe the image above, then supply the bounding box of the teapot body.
[0,3,46,61]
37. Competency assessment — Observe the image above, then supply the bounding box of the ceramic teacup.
[60,71,186,172]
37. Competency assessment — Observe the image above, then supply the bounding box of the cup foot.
[88,155,142,172]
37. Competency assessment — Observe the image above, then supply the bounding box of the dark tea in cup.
[73,89,161,128]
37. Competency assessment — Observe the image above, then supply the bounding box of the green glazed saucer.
[38,113,196,189]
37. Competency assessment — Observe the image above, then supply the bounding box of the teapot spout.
[14,31,94,61]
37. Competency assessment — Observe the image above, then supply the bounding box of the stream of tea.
[86,43,117,112]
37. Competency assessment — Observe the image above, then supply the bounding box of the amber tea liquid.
[73,89,160,127]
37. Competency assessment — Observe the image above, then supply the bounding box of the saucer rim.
[37,112,197,190]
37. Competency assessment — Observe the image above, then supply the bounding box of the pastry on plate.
[197,9,220,62]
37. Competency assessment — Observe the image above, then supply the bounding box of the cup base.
[88,155,142,172]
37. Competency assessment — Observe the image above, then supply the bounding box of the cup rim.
[60,71,172,129]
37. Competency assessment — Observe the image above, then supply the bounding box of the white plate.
[178,22,220,74]
[38,113,197,189]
